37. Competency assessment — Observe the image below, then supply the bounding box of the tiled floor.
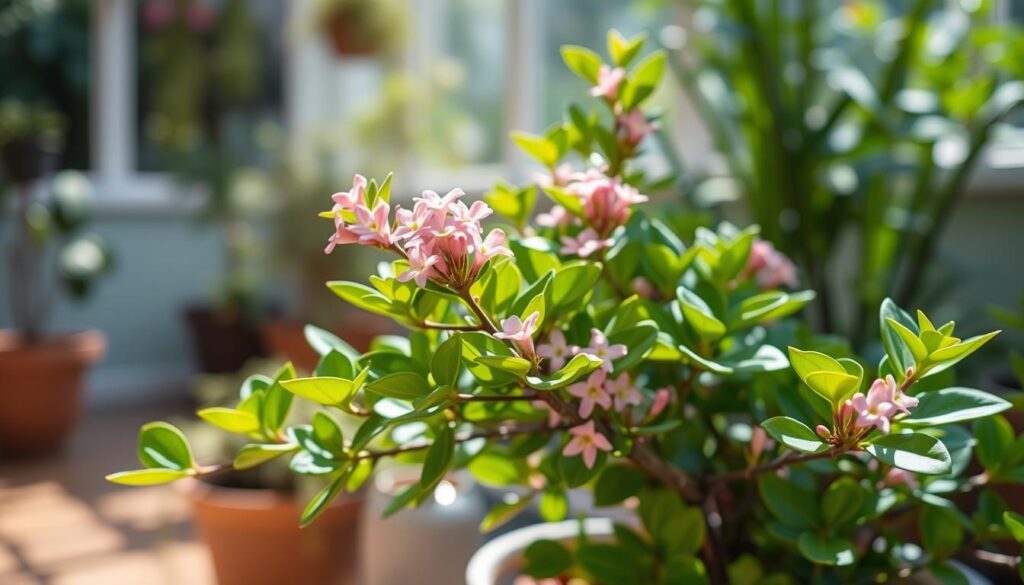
[0,401,215,585]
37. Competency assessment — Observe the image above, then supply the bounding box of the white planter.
[360,466,487,585]
[465,518,614,585]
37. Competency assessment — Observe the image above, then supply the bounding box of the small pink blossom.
[750,427,772,460]
[885,374,919,414]
[815,425,831,440]
[565,170,648,236]
[537,205,574,228]
[563,420,613,469]
[568,369,611,418]
[631,277,655,299]
[416,188,465,211]
[618,108,657,147]
[351,202,393,246]
[582,328,627,372]
[533,163,575,189]
[560,228,614,258]
[882,467,919,490]
[590,65,625,102]
[746,239,798,290]
[495,312,540,356]
[473,229,512,268]
[649,387,672,418]
[396,247,440,288]
[392,201,438,242]
[537,329,575,371]
[606,373,642,412]
[846,377,898,434]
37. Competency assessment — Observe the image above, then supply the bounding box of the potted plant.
[108,32,1024,584]
[177,357,363,585]
[307,0,404,57]
[0,122,112,454]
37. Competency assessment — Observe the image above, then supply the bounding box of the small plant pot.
[179,479,362,585]
[183,305,266,374]
[0,135,62,185]
[0,329,105,457]
[465,518,614,585]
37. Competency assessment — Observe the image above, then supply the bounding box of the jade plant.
[109,33,1023,583]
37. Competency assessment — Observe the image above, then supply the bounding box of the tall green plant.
[667,0,1024,342]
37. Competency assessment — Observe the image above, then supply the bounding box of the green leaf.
[524,539,573,579]
[729,290,816,330]
[559,449,605,488]
[797,533,856,566]
[821,478,864,528]
[677,287,725,341]
[608,29,645,67]
[468,452,528,487]
[542,185,585,217]
[901,387,1011,426]
[788,347,859,407]
[759,474,819,530]
[974,415,1014,473]
[925,331,1000,376]
[539,487,568,522]
[475,355,532,378]
[420,425,456,493]
[461,331,523,387]
[621,51,666,109]
[920,504,964,559]
[880,298,918,378]
[509,239,559,284]
[594,464,647,506]
[661,506,706,556]
[607,321,659,372]
[138,422,195,471]
[106,468,191,486]
[511,131,559,167]
[281,375,363,406]
[549,261,602,313]
[578,543,642,585]
[886,317,929,364]
[866,432,952,475]
[1004,511,1024,544]
[761,417,828,454]
[480,494,533,533]
[198,407,261,434]
[365,372,432,400]
[526,353,603,390]
[316,349,355,379]
[300,474,346,528]
[312,412,345,456]
[561,45,602,84]
[262,362,297,436]
[717,345,790,374]
[304,324,360,363]
[233,443,299,470]
[431,334,463,388]
[383,483,423,518]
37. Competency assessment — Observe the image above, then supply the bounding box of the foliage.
[668,0,1024,342]
[108,30,1020,584]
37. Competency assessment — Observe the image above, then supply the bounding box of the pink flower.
[618,108,657,147]
[495,312,540,356]
[815,425,832,440]
[537,205,574,228]
[533,163,575,189]
[537,329,575,371]
[392,201,439,242]
[882,467,919,490]
[649,387,672,418]
[560,228,614,258]
[582,328,627,372]
[750,427,772,460]
[606,373,642,412]
[351,202,393,246]
[473,229,512,268]
[746,239,798,289]
[416,188,464,211]
[568,369,611,418]
[884,374,919,414]
[565,171,648,235]
[563,420,613,469]
[846,377,898,434]
[397,246,440,288]
[324,224,359,254]
[590,65,625,102]
[631,277,655,299]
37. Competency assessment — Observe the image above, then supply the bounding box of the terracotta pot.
[261,316,397,373]
[0,330,105,457]
[466,518,614,585]
[325,10,381,56]
[0,135,62,185]
[180,479,362,585]
[183,305,266,373]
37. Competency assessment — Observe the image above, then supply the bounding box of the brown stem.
[457,393,538,403]
[706,447,849,487]
[422,321,482,331]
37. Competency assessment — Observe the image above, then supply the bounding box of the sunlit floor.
[0,400,214,585]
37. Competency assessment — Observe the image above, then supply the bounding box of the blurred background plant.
[665,0,1024,346]
[302,0,406,57]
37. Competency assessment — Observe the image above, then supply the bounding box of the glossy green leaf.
[886,318,929,364]
[233,443,299,470]
[925,331,1000,376]
[526,353,603,390]
[420,425,455,493]
[607,321,659,372]
[468,452,528,487]
[797,533,856,566]
[561,45,602,84]
[524,539,574,579]
[480,494,533,533]
[198,407,261,434]
[138,422,195,471]
[106,468,191,486]
[866,432,952,475]
[282,375,362,406]
[300,473,346,528]
[594,464,647,506]
[880,298,918,378]
[678,287,725,341]
[475,355,532,378]
[1004,511,1024,545]
[974,415,1014,473]
[821,477,864,528]
[365,372,432,400]
[539,487,568,522]
[901,387,1011,426]
[761,417,828,454]
[304,324,361,363]
[460,331,524,387]
[549,261,602,313]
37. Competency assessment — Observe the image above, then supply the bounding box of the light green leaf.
[511,131,559,167]
[365,372,432,400]
[475,355,532,378]
[526,353,603,390]
[1004,511,1024,544]
[886,318,929,364]
[797,533,856,566]
[282,376,362,405]
[480,495,533,533]
[234,443,299,470]
[761,417,828,454]
[420,425,456,492]
[561,45,602,84]
[138,422,195,471]
[431,334,463,388]
[198,407,261,434]
[300,473,346,528]
[106,468,192,486]
[925,331,1000,376]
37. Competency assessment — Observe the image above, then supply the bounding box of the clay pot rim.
[0,329,106,362]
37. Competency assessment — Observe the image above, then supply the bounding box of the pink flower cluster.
[745,239,798,290]
[841,375,919,434]
[537,328,627,372]
[567,369,642,417]
[588,64,657,150]
[324,175,512,289]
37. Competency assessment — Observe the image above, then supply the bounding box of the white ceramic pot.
[361,466,487,585]
[465,518,614,585]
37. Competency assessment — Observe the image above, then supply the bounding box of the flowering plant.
[109,32,1023,584]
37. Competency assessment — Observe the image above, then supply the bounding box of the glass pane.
[416,0,507,167]
[0,0,92,170]
[135,0,285,172]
